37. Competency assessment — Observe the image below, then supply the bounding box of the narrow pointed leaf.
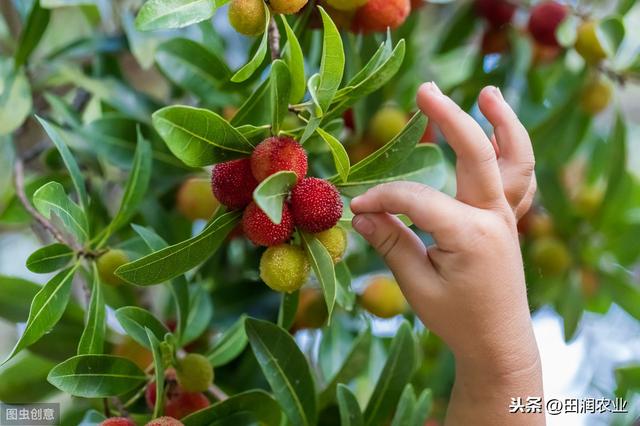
[230,5,270,83]
[281,16,305,104]
[33,181,90,243]
[410,389,432,426]
[26,243,74,274]
[115,306,170,348]
[0,62,32,136]
[315,7,345,113]
[182,390,282,426]
[207,315,248,367]
[316,127,350,182]
[278,290,300,330]
[338,384,364,426]
[77,265,106,355]
[135,0,216,31]
[301,233,336,324]
[271,60,291,134]
[146,328,165,417]
[253,171,297,224]
[390,385,416,426]
[14,0,50,67]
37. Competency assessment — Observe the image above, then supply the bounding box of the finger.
[478,86,536,210]
[352,213,439,298]
[350,181,470,250]
[416,82,504,207]
[514,174,537,220]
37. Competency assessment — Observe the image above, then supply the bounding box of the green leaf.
[146,328,165,418]
[597,16,625,57]
[207,315,248,367]
[410,389,432,426]
[103,129,152,237]
[77,410,106,426]
[245,318,317,426]
[390,385,416,426]
[253,171,297,224]
[335,144,446,197]
[230,78,270,126]
[182,390,282,426]
[2,266,79,365]
[26,243,74,273]
[316,127,350,182]
[319,327,371,408]
[434,1,477,54]
[115,306,170,349]
[135,0,216,31]
[14,0,51,67]
[155,38,232,104]
[364,321,418,426]
[33,181,90,243]
[36,116,89,210]
[315,7,345,114]
[0,352,57,404]
[281,16,305,104]
[0,276,41,322]
[230,5,270,83]
[116,210,242,285]
[300,233,336,325]
[47,354,146,397]
[337,384,364,426]
[271,59,291,134]
[339,113,427,184]
[335,262,355,310]
[0,60,32,136]
[152,106,254,167]
[278,290,299,330]
[183,284,213,344]
[77,265,106,355]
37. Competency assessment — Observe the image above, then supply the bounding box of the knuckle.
[377,231,401,260]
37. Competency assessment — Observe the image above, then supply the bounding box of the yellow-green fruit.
[260,244,310,292]
[530,237,571,277]
[574,21,607,64]
[97,249,129,286]
[314,226,347,264]
[325,0,369,11]
[580,79,613,115]
[228,0,267,36]
[574,186,604,218]
[369,107,408,146]
[360,276,407,318]
[176,353,214,392]
[177,178,220,221]
[269,0,308,14]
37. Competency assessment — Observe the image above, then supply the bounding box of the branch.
[208,384,229,402]
[13,157,78,249]
[268,17,281,61]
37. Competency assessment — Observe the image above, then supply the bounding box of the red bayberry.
[100,418,135,426]
[290,178,343,233]
[145,417,184,426]
[211,159,258,210]
[475,0,517,28]
[353,0,411,34]
[527,1,568,47]
[242,201,294,246]
[250,136,308,182]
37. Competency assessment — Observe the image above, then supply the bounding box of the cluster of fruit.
[476,0,615,115]
[99,354,214,426]
[211,136,347,292]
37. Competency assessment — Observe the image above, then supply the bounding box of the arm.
[350,83,544,425]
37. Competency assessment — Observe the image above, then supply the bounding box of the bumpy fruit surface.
[530,237,571,276]
[575,21,607,64]
[293,288,328,330]
[353,0,411,33]
[211,159,258,210]
[580,78,613,115]
[260,244,310,292]
[369,106,408,146]
[97,249,129,286]
[269,0,308,14]
[325,0,368,11]
[474,0,517,27]
[243,201,294,246]
[176,353,214,392]
[314,226,347,263]
[228,0,267,36]
[176,178,220,221]
[100,418,135,426]
[250,136,308,182]
[527,1,567,47]
[145,417,184,426]
[290,178,343,233]
[146,373,210,420]
[361,276,407,318]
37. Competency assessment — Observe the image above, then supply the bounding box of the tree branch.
[268,17,281,61]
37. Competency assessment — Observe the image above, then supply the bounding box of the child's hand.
[351,83,544,425]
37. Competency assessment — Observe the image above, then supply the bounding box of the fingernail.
[429,81,443,95]
[492,86,504,101]
[352,215,375,236]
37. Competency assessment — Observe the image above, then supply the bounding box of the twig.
[13,158,77,249]
[208,384,229,402]
[268,17,281,61]
[102,398,111,418]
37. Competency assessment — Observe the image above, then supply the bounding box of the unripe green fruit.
[530,237,571,277]
[97,249,129,286]
[574,186,603,218]
[176,353,214,392]
[360,276,407,318]
[260,244,310,292]
[176,178,220,221]
[580,78,613,115]
[369,107,408,146]
[229,0,267,36]
[269,0,308,14]
[314,226,347,264]
[325,0,368,11]
[575,21,607,64]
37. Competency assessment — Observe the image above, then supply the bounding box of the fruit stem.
[268,17,281,61]
[208,384,229,402]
